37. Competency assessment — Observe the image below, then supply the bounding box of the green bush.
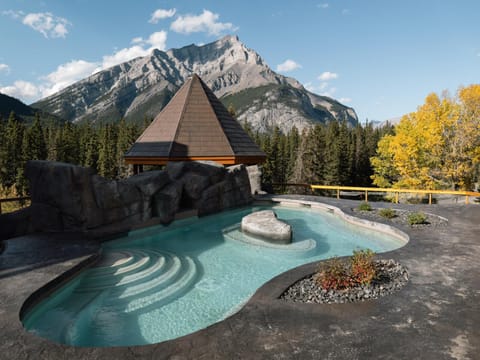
[407,211,428,225]
[314,249,377,290]
[357,202,372,211]
[378,208,396,219]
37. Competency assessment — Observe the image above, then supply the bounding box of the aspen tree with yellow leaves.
[371,84,480,190]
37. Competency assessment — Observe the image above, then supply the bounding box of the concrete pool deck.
[0,196,479,359]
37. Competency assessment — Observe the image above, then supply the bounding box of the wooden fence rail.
[0,196,31,215]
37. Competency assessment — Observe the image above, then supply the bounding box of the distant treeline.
[244,122,393,193]
[0,110,392,197]
[0,112,147,196]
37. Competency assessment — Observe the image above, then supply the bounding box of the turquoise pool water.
[23,204,406,347]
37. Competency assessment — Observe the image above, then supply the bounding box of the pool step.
[62,248,199,345]
[222,226,317,257]
[75,248,199,311]
[106,256,198,313]
[75,250,178,292]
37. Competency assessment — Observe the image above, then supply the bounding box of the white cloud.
[0,63,10,74]
[41,60,98,97]
[317,3,329,9]
[147,31,168,50]
[170,9,236,36]
[101,45,149,70]
[339,97,352,103]
[149,8,176,24]
[342,9,350,15]
[2,10,23,20]
[0,80,39,99]
[318,71,338,81]
[1,29,168,102]
[304,82,314,92]
[319,82,329,91]
[16,11,71,38]
[276,59,302,73]
[101,31,167,69]
[320,87,337,97]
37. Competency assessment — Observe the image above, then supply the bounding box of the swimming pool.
[22,203,407,347]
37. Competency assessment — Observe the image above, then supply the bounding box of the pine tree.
[116,118,137,178]
[56,122,79,164]
[28,113,47,160]
[78,121,99,170]
[0,112,25,189]
[97,124,118,179]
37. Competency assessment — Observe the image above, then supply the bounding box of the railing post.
[466,195,469,205]
[336,189,340,199]
[365,190,368,202]
[429,193,432,205]
[395,192,399,204]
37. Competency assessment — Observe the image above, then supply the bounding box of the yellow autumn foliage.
[371,84,480,190]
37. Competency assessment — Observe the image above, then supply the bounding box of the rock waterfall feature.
[0,160,255,240]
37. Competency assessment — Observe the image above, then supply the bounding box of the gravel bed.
[352,208,448,228]
[280,259,409,304]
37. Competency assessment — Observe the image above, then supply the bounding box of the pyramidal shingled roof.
[124,74,266,165]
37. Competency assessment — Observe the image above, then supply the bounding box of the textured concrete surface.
[0,196,479,359]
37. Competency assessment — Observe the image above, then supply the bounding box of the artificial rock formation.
[0,160,253,240]
[241,210,292,244]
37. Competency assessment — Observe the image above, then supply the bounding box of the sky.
[0,0,479,122]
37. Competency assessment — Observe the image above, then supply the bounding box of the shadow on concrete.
[0,233,99,279]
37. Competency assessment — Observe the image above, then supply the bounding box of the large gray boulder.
[152,182,183,224]
[25,160,99,230]
[125,170,170,197]
[166,160,226,183]
[182,173,211,201]
[91,176,147,226]
[197,164,252,216]
[241,210,292,244]
[223,164,252,207]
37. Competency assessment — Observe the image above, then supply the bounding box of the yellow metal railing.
[310,185,480,205]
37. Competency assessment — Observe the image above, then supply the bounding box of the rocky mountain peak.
[32,36,357,133]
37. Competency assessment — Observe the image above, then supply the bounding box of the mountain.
[0,93,36,121]
[0,92,61,123]
[32,35,358,133]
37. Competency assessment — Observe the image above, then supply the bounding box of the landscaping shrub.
[357,202,372,211]
[314,249,377,291]
[378,208,396,219]
[407,211,428,225]
[314,257,352,290]
[350,249,376,285]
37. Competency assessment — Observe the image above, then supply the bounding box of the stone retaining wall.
[0,160,256,240]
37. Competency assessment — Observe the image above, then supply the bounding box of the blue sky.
[0,0,479,122]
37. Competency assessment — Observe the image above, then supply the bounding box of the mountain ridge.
[32,35,357,133]
[0,92,62,123]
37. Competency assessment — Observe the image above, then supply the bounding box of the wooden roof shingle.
[124,74,266,165]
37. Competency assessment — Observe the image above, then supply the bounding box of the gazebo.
[124,74,266,173]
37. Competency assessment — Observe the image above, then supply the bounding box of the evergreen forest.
[1,83,478,201]
[0,110,390,199]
